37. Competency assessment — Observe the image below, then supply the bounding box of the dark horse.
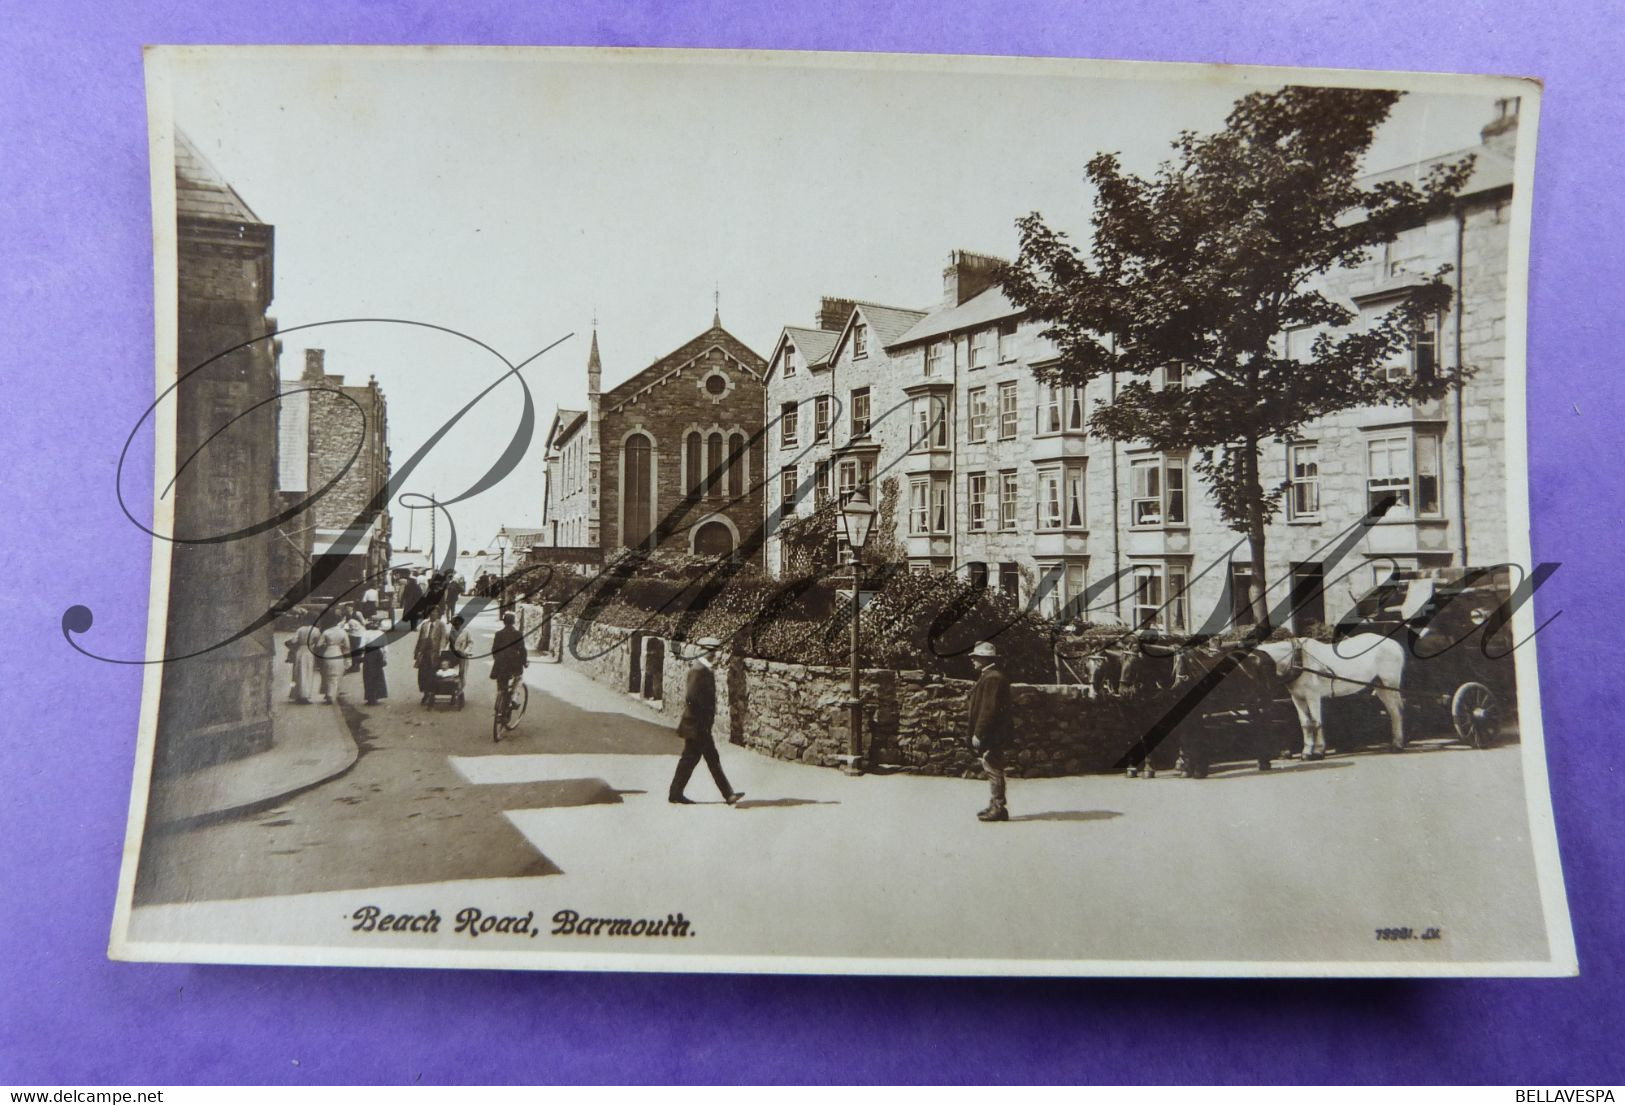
[1087,639,1284,778]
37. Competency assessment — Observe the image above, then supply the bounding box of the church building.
[541,311,767,564]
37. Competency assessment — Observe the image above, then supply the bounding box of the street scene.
[131,601,1546,966]
[111,48,1570,974]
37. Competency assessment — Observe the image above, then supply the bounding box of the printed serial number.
[1375,927,1442,941]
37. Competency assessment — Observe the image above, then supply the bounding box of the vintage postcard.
[108,46,1574,975]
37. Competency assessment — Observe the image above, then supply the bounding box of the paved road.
[130,610,1553,967]
[134,609,676,905]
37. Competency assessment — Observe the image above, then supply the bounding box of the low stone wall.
[552,613,1186,777]
[734,658,897,767]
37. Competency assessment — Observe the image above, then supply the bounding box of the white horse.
[1255,635,1406,758]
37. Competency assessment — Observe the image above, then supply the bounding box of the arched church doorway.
[692,519,735,557]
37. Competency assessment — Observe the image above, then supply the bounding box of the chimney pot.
[1480,96,1520,152]
[817,296,856,332]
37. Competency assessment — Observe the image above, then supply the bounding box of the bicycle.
[492,672,529,742]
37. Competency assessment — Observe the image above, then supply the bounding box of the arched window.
[623,433,653,546]
[707,432,725,499]
[685,432,703,496]
[728,432,746,498]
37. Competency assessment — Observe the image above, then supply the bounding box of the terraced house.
[762,99,1521,635]
[761,297,928,573]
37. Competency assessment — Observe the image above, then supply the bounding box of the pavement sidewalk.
[148,640,361,827]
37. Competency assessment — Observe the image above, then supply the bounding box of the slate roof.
[852,302,929,349]
[889,285,1023,349]
[548,408,586,450]
[1359,144,1515,198]
[174,131,263,224]
[783,326,839,368]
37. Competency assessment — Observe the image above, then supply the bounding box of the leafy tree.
[1002,87,1475,628]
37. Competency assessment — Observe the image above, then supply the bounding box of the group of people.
[283,579,1013,823]
[397,569,467,631]
[285,602,391,707]
[411,606,475,705]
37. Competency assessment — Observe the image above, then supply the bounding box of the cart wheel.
[1451,682,1501,749]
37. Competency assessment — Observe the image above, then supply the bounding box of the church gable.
[605,328,766,415]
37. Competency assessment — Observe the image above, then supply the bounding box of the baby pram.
[424,649,466,708]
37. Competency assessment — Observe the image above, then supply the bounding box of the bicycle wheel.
[504,683,528,731]
[492,690,507,743]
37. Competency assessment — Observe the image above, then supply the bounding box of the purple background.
[3,0,1620,1085]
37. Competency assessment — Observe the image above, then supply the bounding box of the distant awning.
[312,519,380,557]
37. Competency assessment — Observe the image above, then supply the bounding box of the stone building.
[760,296,929,573]
[541,313,767,561]
[764,100,1522,635]
[156,132,281,772]
[275,348,392,604]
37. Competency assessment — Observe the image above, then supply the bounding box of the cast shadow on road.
[1009,810,1122,823]
[1202,759,1355,781]
[730,798,839,810]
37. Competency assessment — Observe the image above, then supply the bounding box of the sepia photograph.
[106,46,1572,975]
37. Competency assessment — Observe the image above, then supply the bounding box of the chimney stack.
[1480,96,1520,154]
[817,297,856,332]
[302,348,326,382]
[942,250,1006,308]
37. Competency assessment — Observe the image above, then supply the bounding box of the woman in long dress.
[287,618,320,704]
[361,618,389,706]
[316,614,351,704]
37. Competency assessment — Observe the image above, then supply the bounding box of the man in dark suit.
[668,637,744,806]
[968,640,1013,822]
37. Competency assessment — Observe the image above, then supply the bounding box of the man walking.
[968,641,1013,822]
[400,572,426,630]
[668,637,744,807]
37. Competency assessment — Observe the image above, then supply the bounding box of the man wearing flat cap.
[968,640,1013,822]
[668,636,744,807]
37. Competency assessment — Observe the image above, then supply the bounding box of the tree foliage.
[1002,86,1476,625]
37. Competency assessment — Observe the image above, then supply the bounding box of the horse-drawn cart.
[1347,571,1519,749]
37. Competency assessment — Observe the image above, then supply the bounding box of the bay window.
[1133,562,1189,632]
[1366,429,1442,519]
[912,395,949,451]
[1035,462,1086,531]
[908,476,949,535]
[1037,383,1086,434]
[1130,455,1186,527]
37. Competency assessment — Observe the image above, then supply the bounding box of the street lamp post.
[838,489,876,775]
[494,527,512,608]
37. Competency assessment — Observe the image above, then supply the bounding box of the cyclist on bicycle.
[491,610,528,712]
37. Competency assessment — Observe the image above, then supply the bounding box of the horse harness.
[1279,638,1395,694]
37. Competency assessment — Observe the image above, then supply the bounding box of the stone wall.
[553,613,1184,778]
